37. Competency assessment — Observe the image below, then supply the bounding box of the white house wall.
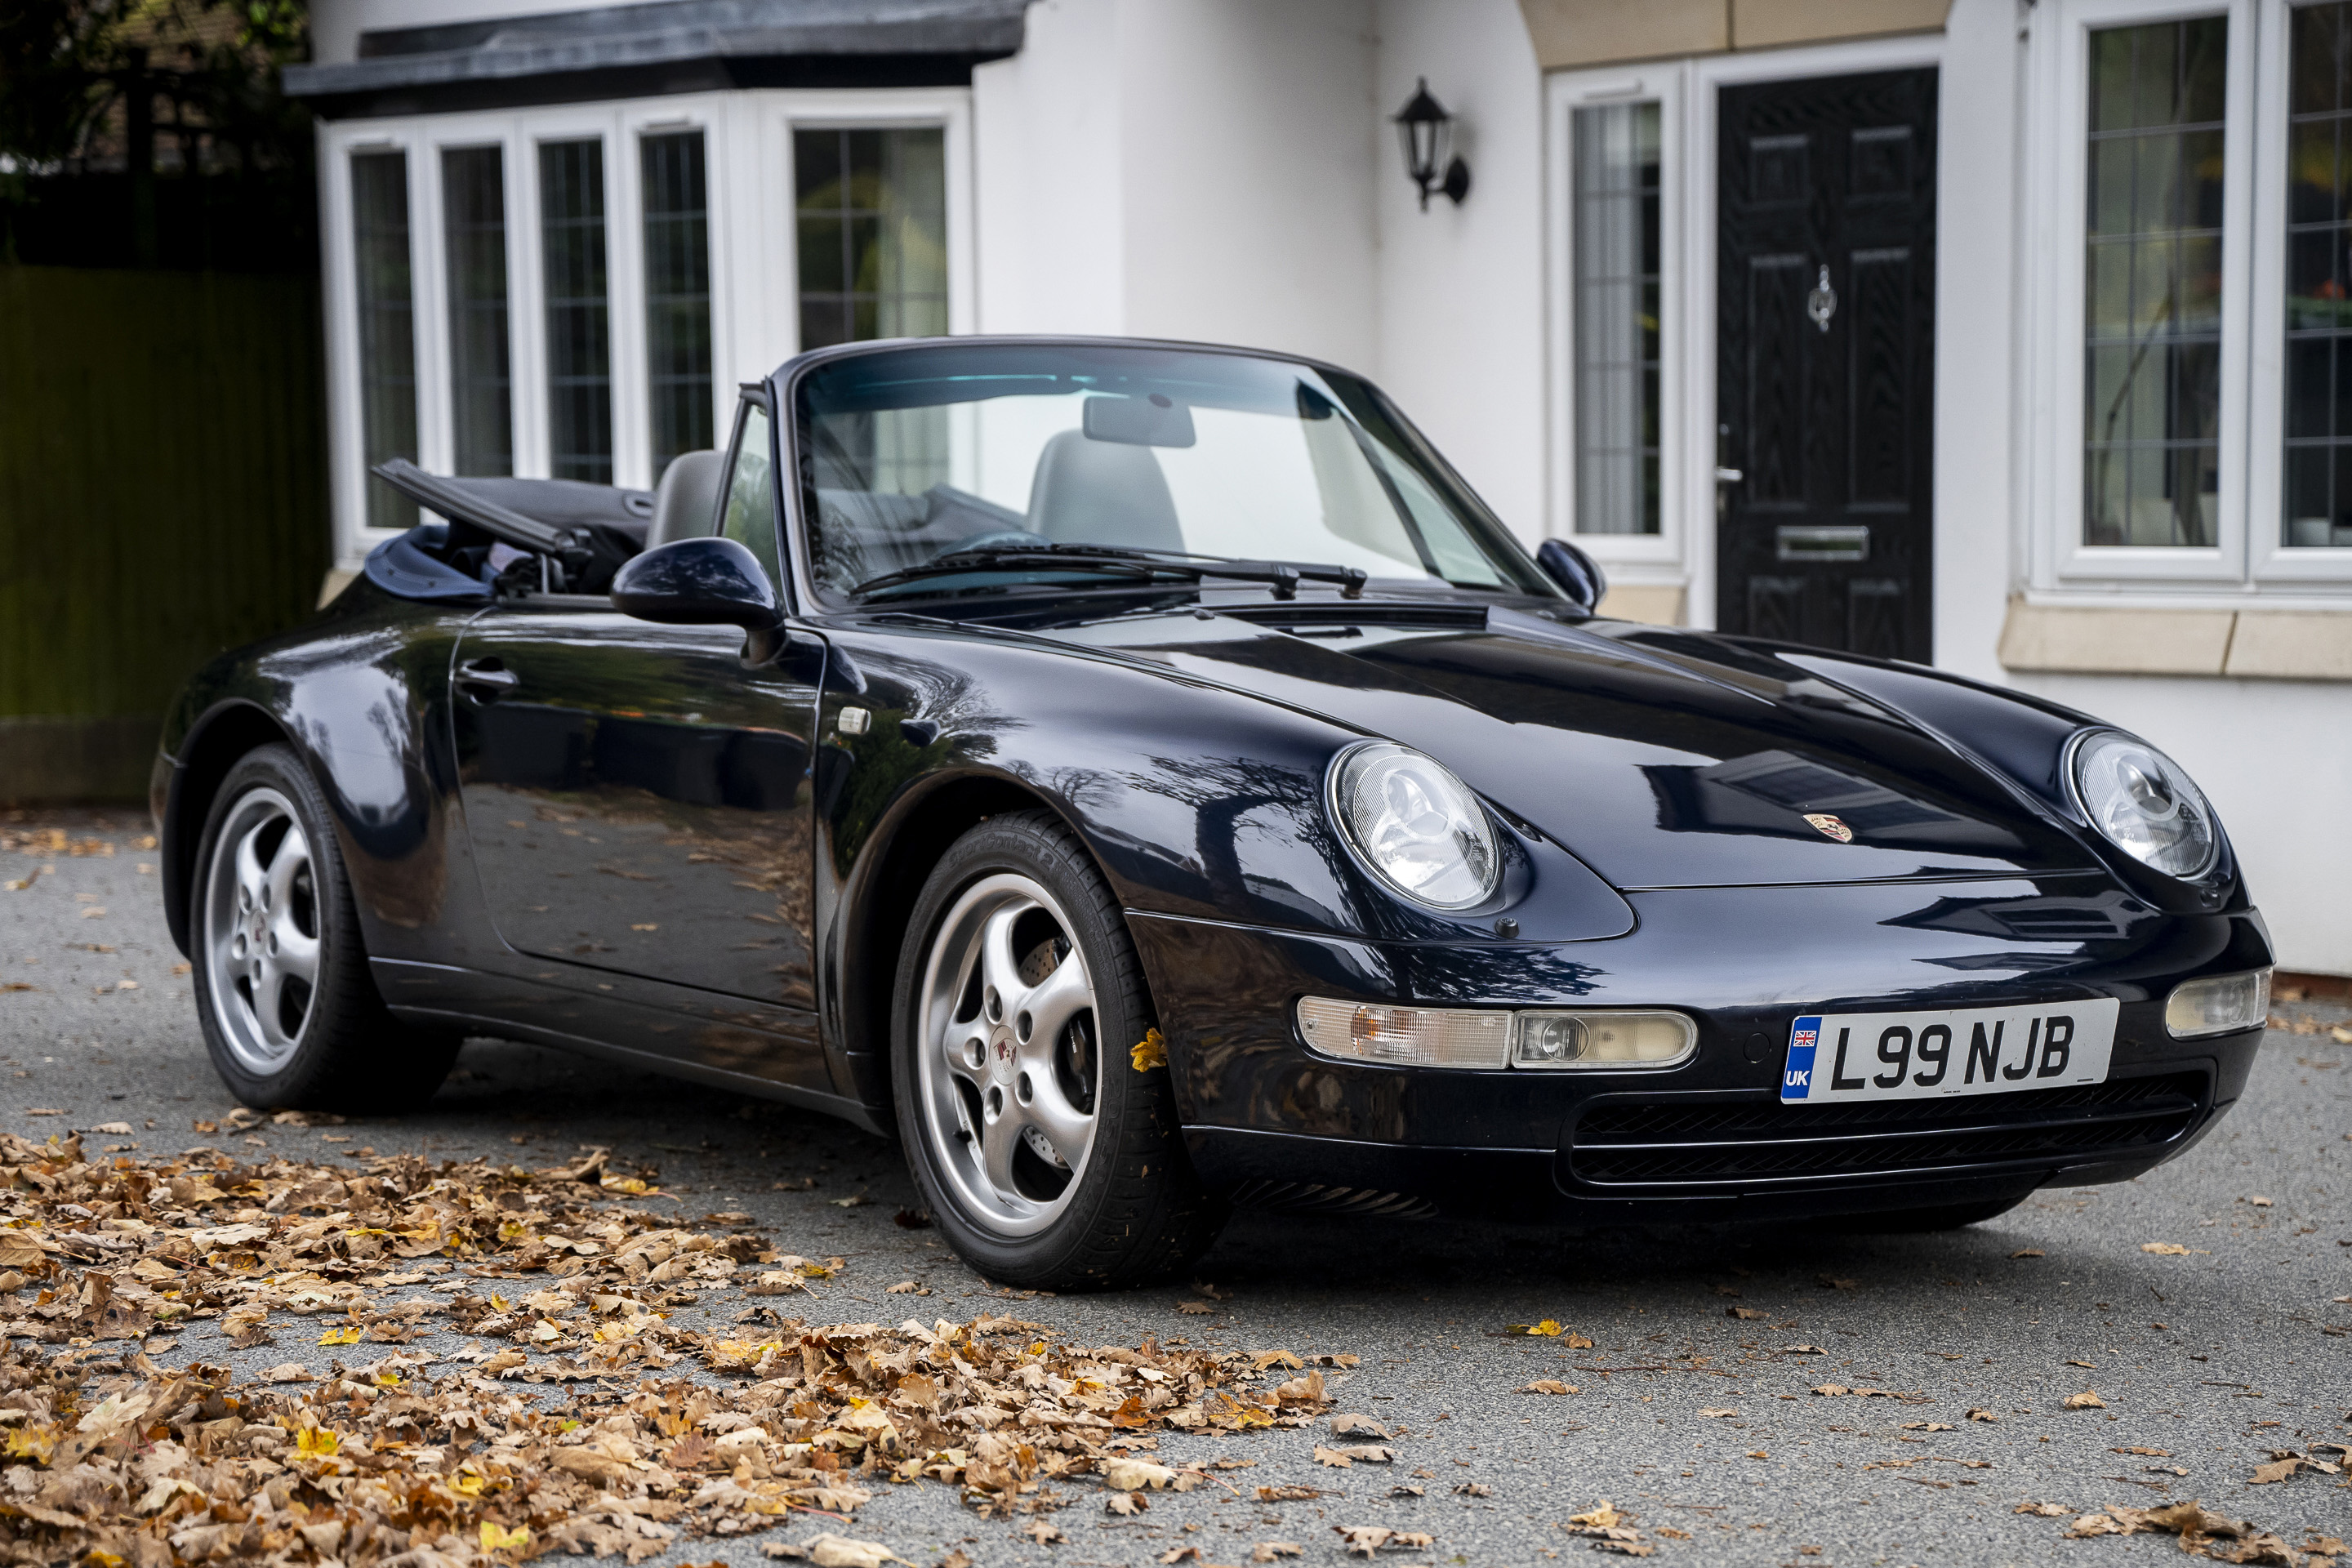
[2012,674,2352,977]
[1931,0,2019,685]
[1373,0,1552,550]
[973,0,1381,374]
[972,0,1129,336]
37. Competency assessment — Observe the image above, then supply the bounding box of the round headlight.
[2069,730,2219,880]
[1329,742,1499,910]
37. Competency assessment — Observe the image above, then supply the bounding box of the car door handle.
[456,658,519,703]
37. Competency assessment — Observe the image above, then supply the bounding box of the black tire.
[188,743,460,1111]
[1827,1194,2031,1233]
[890,811,1224,1290]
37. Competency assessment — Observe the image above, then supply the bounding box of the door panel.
[1717,68,1937,661]
[448,604,822,1009]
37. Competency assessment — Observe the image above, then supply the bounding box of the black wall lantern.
[1393,78,1471,210]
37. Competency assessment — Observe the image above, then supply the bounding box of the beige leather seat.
[1027,430,1185,553]
[646,450,725,548]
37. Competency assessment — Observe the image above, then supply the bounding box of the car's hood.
[1028,604,2099,890]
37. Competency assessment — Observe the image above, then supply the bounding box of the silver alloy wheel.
[914,872,1102,1238]
[203,786,322,1073]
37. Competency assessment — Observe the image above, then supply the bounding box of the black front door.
[1717,68,1937,661]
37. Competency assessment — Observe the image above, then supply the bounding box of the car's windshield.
[792,342,1554,604]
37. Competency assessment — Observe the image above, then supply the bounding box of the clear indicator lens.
[1295,997,1510,1067]
[2163,969,2270,1039]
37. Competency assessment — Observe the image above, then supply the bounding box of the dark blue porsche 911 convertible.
[153,336,2271,1289]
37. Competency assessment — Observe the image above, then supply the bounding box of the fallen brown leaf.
[1333,1525,1432,1557]
[1315,1444,1397,1467]
[2064,1390,2107,1410]
[806,1536,909,1568]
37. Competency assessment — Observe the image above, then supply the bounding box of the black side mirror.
[1537,538,1608,614]
[611,537,782,630]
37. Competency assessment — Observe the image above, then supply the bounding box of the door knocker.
[1806,265,1837,333]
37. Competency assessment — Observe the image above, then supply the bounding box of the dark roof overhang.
[287,0,1027,118]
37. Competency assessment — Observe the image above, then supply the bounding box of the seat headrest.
[647,450,725,549]
[1027,430,1185,554]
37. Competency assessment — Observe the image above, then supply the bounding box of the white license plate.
[1780,999,2118,1104]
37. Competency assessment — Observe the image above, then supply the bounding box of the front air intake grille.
[1564,1071,2208,1188]
[1227,1179,1441,1219]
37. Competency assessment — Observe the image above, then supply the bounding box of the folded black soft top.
[372,461,653,551]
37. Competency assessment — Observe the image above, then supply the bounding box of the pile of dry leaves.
[0,1129,1338,1565]
[2024,1499,2342,1567]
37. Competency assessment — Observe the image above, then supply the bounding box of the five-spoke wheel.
[202,786,321,1070]
[914,872,1101,1236]
[188,744,459,1111]
[892,811,1224,1289]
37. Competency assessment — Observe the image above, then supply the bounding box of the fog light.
[1517,1014,1586,1064]
[2164,969,2270,1039]
[1512,1010,1695,1069]
[1295,998,1510,1067]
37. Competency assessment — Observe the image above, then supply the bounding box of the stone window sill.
[1997,600,2352,681]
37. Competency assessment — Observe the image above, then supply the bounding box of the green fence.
[0,265,331,804]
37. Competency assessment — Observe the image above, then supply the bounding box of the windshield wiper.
[850,544,1367,601]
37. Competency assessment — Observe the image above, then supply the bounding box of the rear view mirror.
[1537,538,1608,614]
[1083,394,1196,448]
[611,537,782,630]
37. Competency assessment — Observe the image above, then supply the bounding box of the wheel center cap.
[987,1026,1018,1084]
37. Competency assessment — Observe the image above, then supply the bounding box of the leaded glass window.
[442,146,511,478]
[642,130,713,484]
[352,150,418,531]
[2284,1,2352,546]
[2083,17,2229,547]
[540,139,612,483]
[1572,101,1662,536]
[794,127,948,350]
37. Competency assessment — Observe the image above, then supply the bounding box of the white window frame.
[1544,34,1946,630]
[2247,0,2352,582]
[1546,65,1686,575]
[2025,0,2258,591]
[320,87,973,572]
[2022,0,2352,603]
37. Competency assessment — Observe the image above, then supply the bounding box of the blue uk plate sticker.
[1781,1016,1823,1102]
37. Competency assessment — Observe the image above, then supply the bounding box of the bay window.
[2037,0,2352,595]
[322,92,969,566]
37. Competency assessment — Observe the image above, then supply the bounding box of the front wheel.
[189,744,459,1111]
[892,812,1223,1290]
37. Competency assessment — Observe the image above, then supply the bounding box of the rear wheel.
[892,812,1223,1289]
[190,744,459,1111]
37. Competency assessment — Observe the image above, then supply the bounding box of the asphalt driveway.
[4,808,2346,1568]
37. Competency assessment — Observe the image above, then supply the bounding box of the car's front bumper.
[1129,873,2269,1222]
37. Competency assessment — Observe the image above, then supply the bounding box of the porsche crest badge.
[1803,813,1854,843]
